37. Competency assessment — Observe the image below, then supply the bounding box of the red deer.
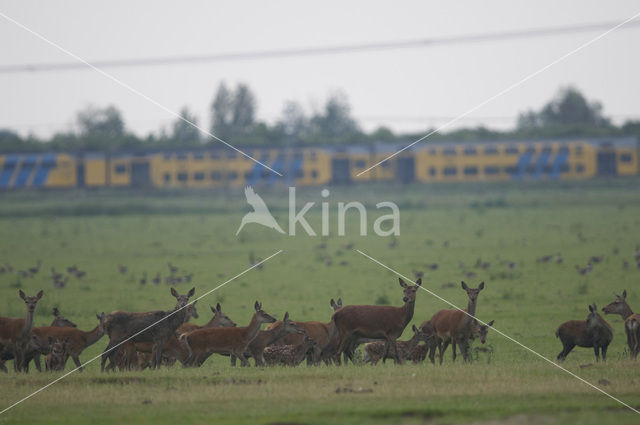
[602,290,640,359]
[0,290,44,371]
[101,287,195,371]
[180,301,276,367]
[556,304,613,361]
[331,278,422,364]
[176,303,235,335]
[231,312,306,367]
[263,335,317,367]
[0,332,48,373]
[363,325,430,365]
[51,307,77,327]
[45,337,69,371]
[423,281,483,364]
[32,313,106,371]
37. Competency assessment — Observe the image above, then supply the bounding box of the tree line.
[1,84,638,153]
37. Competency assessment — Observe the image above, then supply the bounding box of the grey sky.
[1,1,639,139]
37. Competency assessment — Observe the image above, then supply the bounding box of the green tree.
[308,92,361,144]
[210,82,257,142]
[171,107,201,145]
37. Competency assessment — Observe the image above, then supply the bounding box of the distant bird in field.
[622,260,629,269]
[139,272,147,285]
[388,237,398,249]
[635,244,640,261]
[118,264,127,275]
[413,270,424,279]
[152,273,161,285]
[28,260,42,275]
[589,255,604,264]
[554,253,563,264]
[575,263,592,275]
[168,262,178,274]
[236,186,285,235]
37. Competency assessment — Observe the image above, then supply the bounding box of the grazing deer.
[51,307,77,328]
[101,287,195,371]
[45,337,70,371]
[363,325,430,365]
[331,278,422,364]
[556,304,613,361]
[231,312,306,367]
[602,290,640,359]
[32,313,106,371]
[263,335,317,367]
[180,301,276,367]
[0,290,44,372]
[0,332,49,373]
[424,282,484,364]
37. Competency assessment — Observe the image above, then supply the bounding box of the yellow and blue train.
[0,137,637,189]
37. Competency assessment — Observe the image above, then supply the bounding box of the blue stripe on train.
[32,154,57,187]
[535,151,551,178]
[513,153,532,180]
[551,152,569,179]
[0,155,20,188]
[14,154,39,187]
[267,155,285,184]
[288,155,304,186]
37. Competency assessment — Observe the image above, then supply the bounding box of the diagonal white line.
[0,11,283,177]
[355,249,640,416]
[0,249,283,416]
[357,11,640,177]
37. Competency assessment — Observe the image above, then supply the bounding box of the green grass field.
[1,179,640,424]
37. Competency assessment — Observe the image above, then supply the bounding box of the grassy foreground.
[1,179,640,424]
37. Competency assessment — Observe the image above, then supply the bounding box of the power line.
[1,20,639,74]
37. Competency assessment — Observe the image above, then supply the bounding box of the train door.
[131,161,151,187]
[396,156,415,183]
[76,158,85,187]
[596,150,617,176]
[331,158,350,184]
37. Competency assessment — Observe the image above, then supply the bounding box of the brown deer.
[0,290,44,371]
[45,337,69,371]
[363,325,430,365]
[231,312,306,367]
[180,301,276,367]
[424,281,484,364]
[177,303,236,334]
[263,335,317,367]
[101,287,194,371]
[0,332,49,373]
[331,278,422,364]
[556,304,613,361]
[602,290,640,359]
[32,313,106,371]
[51,307,77,327]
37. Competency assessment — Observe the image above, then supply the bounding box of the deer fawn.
[45,337,70,371]
[0,290,44,372]
[101,287,195,371]
[556,304,613,361]
[364,325,431,365]
[330,278,422,364]
[180,301,277,367]
[263,335,317,367]
[602,290,640,359]
[423,282,483,364]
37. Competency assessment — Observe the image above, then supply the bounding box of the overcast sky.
[1,1,639,139]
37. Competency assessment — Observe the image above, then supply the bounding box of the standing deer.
[423,282,484,364]
[180,301,276,367]
[0,290,44,372]
[331,278,422,364]
[231,312,306,367]
[263,335,317,367]
[45,337,69,371]
[0,332,48,373]
[556,304,613,361]
[101,287,195,371]
[363,325,431,365]
[602,290,640,359]
[32,313,106,371]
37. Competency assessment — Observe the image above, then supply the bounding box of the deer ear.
[412,324,418,333]
[588,304,594,312]
[53,307,59,316]
[216,303,222,312]
[338,298,342,306]
[461,281,468,290]
[254,301,260,311]
[478,282,485,290]
[188,287,195,297]
[623,290,627,299]
[284,311,289,321]
[36,290,44,299]
[330,298,336,308]
[19,290,26,300]
[487,320,494,327]
[399,278,407,288]
[171,288,179,298]
[416,278,422,286]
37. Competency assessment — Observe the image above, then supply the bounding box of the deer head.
[19,289,43,313]
[210,303,237,327]
[586,304,603,329]
[461,281,484,303]
[602,290,628,315]
[186,300,199,321]
[400,278,421,303]
[330,298,343,311]
[282,312,306,335]
[411,324,431,343]
[254,301,277,324]
[171,287,195,309]
[473,320,494,344]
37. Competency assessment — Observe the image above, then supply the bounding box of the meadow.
[1,178,640,424]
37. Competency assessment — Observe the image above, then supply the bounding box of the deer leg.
[557,341,574,361]
[153,341,163,369]
[439,340,449,365]
[101,341,115,372]
[71,354,82,371]
[230,355,237,367]
[382,340,390,363]
[234,351,250,367]
[452,341,457,362]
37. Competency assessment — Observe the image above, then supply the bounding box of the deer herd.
[0,281,639,373]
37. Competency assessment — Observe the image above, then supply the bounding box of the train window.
[504,166,518,175]
[163,153,172,160]
[294,169,304,178]
[114,164,127,174]
[542,146,552,154]
[428,148,437,155]
[559,164,570,173]
[443,167,457,176]
[227,152,237,159]
[194,153,204,160]
[443,148,457,156]
[463,166,478,175]
[381,161,390,168]
[354,160,366,168]
[211,171,222,181]
[293,153,303,163]
[210,152,221,159]
[576,164,585,173]
[620,153,632,163]
[177,172,188,182]
[228,171,238,180]
[261,170,270,178]
[484,166,499,175]
[542,165,553,173]
[505,147,519,154]
[309,151,317,161]
[525,146,536,154]
[484,146,498,155]
[177,153,188,160]
[575,146,583,156]
[558,146,569,155]
[463,147,477,156]
[163,173,171,183]
[429,167,436,176]
[526,165,536,174]
[244,171,253,180]
[193,172,205,181]
[311,170,318,179]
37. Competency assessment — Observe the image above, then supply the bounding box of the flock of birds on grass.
[0,243,639,373]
